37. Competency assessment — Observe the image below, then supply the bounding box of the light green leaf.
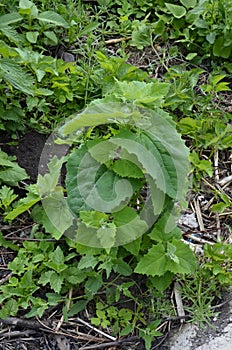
[44,31,58,44]
[135,239,196,276]
[78,256,99,270]
[123,236,142,256]
[96,225,117,249]
[111,159,144,178]
[26,31,39,43]
[113,80,170,107]
[135,243,167,276]
[41,190,74,237]
[112,258,132,276]
[185,52,198,60]
[0,150,29,186]
[37,11,69,28]
[0,58,35,95]
[166,239,196,274]
[165,3,187,18]
[65,267,86,284]
[37,156,65,196]
[180,0,196,8]
[19,0,38,17]
[150,272,174,291]
[0,13,22,26]
[5,185,40,221]
[39,270,63,293]
[80,211,109,228]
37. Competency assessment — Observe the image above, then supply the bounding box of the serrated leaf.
[111,159,144,178]
[112,80,169,107]
[135,239,196,276]
[37,11,69,28]
[0,58,35,95]
[123,236,142,256]
[5,185,40,221]
[78,256,99,270]
[165,3,186,18]
[151,272,174,291]
[113,206,148,244]
[96,225,117,248]
[135,243,167,276]
[112,258,132,276]
[37,156,65,196]
[80,211,109,227]
[39,271,63,293]
[0,149,29,186]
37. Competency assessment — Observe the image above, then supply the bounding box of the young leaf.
[165,3,186,18]
[111,159,144,178]
[37,11,69,28]
[5,185,40,221]
[135,239,196,276]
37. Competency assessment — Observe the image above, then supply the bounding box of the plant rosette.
[37,101,190,248]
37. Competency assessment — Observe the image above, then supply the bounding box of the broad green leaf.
[112,258,132,276]
[166,239,196,274]
[85,276,102,297]
[37,156,65,196]
[165,3,186,18]
[213,37,231,58]
[26,31,39,43]
[150,272,174,291]
[135,239,196,276]
[19,0,35,8]
[211,202,228,213]
[123,236,142,256]
[111,159,144,178]
[19,0,38,17]
[180,0,196,8]
[41,190,74,237]
[39,271,63,293]
[0,13,22,26]
[0,299,18,319]
[68,300,89,317]
[0,150,29,186]
[31,205,62,240]
[112,80,169,107]
[80,211,109,227]
[5,185,40,221]
[113,207,148,245]
[135,243,167,276]
[44,31,58,44]
[49,246,65,265]
[185,52,198,60]
[96,225,117,248]
[37,11,69,28]
[78,256,99,270]
[65,267,86,284]
[0,58,35,95]
[66,148,133,214]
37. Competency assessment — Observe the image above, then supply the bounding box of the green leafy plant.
[0,149,28,186]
